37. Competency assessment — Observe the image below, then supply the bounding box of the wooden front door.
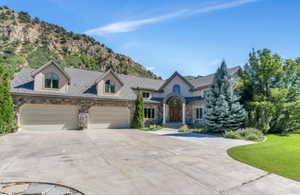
[167,96,182,122]
[169,106,182,122]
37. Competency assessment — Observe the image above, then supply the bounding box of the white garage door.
[89,106,130,129]
[20,104,79,131]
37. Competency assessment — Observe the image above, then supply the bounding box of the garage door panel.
[89,106,130,129]
[20,104,79,131]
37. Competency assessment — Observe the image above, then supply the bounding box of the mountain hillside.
[0,6,160,79]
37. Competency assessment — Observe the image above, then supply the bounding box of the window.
[144,108,155,119]
[105,80,115,93]
[45,73,59,89]
[203,90,209,97]
[196,108,203,119]
[142,92,150,99]
[173,84,181,94]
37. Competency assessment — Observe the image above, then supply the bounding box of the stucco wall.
[34,64,69,93]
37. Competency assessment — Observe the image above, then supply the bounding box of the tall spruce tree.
[204,61,246,132]
[131,92,144,128]
[0,65,14,134]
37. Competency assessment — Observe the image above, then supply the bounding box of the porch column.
[182,103,186,124]
[163,103,166,124]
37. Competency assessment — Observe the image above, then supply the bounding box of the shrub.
[141,125,162,131]
[192,128,208,133]
[224,128,264,142]
[245,134,259,141]
[178,125,190,132]
[224,131,240,139]
[0,65,14,134]
[131,93,144,129]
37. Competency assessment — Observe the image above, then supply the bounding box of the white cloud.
[84,0,259,36]
[146,66,155,71]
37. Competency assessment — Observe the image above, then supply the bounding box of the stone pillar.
[13,102,25,132]
[163,103,166,125]
[182,103,186,124]
[78,105,90,130]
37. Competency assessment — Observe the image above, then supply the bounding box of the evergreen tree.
[131,92,144,128]
[0,65,14,134]
[204,61,246,132]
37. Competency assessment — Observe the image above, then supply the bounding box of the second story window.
[142,92,150,99]
[173,84,181,94]
[105,80,115,93]
[45,73,59,89]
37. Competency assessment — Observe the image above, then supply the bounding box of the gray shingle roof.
[12,67,164,102]
[12,66,240,101]
[188,66,241,90]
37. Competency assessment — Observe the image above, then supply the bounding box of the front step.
[164,122,182,129]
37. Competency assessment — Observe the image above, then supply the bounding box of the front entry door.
[169,105,182,122]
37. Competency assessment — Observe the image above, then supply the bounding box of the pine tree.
[131,92,144,128]
[0,66,14,134]
[204,61,246,132]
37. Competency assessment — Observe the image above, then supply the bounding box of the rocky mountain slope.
[0,6,160,79]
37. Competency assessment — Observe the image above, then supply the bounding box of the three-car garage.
[19,104,130,131]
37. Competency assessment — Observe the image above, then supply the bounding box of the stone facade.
[13,93,204,130]
[186,101,204,126]
[143,103,163,126]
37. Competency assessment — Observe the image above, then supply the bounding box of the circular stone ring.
[0,182,84,195]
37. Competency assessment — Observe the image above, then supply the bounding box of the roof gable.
[95,69,124,86]
[159,71,194,91]
[31,60,71,82]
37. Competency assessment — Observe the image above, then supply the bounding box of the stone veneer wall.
[12,94,135,130]
[144,103,163,126]
[186,101,204,126]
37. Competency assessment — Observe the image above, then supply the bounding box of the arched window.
[172,84,181,94]
[45,73,59,89]
[105,80,115,93]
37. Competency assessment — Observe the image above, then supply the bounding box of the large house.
[11,60,240,131]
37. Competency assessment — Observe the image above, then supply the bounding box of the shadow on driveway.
[161,132,223,138]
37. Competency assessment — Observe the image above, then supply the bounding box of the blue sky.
[2,0,300,78]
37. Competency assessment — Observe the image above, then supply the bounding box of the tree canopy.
[238,49,300,133]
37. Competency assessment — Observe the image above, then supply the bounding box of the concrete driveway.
[0,129,299,195]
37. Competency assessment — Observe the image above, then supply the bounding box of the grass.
[228,134,300,182]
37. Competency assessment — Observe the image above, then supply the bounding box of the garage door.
[89,106,130,129]
[20,104,79,131]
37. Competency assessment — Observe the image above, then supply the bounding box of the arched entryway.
[167,96,182,122]
[162,93,186,125]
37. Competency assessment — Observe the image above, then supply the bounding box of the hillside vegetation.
[0,6,160,79]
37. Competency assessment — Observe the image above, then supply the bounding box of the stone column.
[78,105,90,130]
[182,103,186,124]
[163,103,166,125]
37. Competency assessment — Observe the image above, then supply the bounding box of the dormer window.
[142,92,150,99]
[45,73,59,89]
[173,84,181,94]
[105,80,115,93]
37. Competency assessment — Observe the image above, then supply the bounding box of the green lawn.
[228,134,300,182]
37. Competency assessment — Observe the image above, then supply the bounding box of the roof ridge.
[191,65,241,81]
[64,67,163,82]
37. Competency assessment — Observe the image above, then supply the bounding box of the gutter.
[11,91,161,104]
